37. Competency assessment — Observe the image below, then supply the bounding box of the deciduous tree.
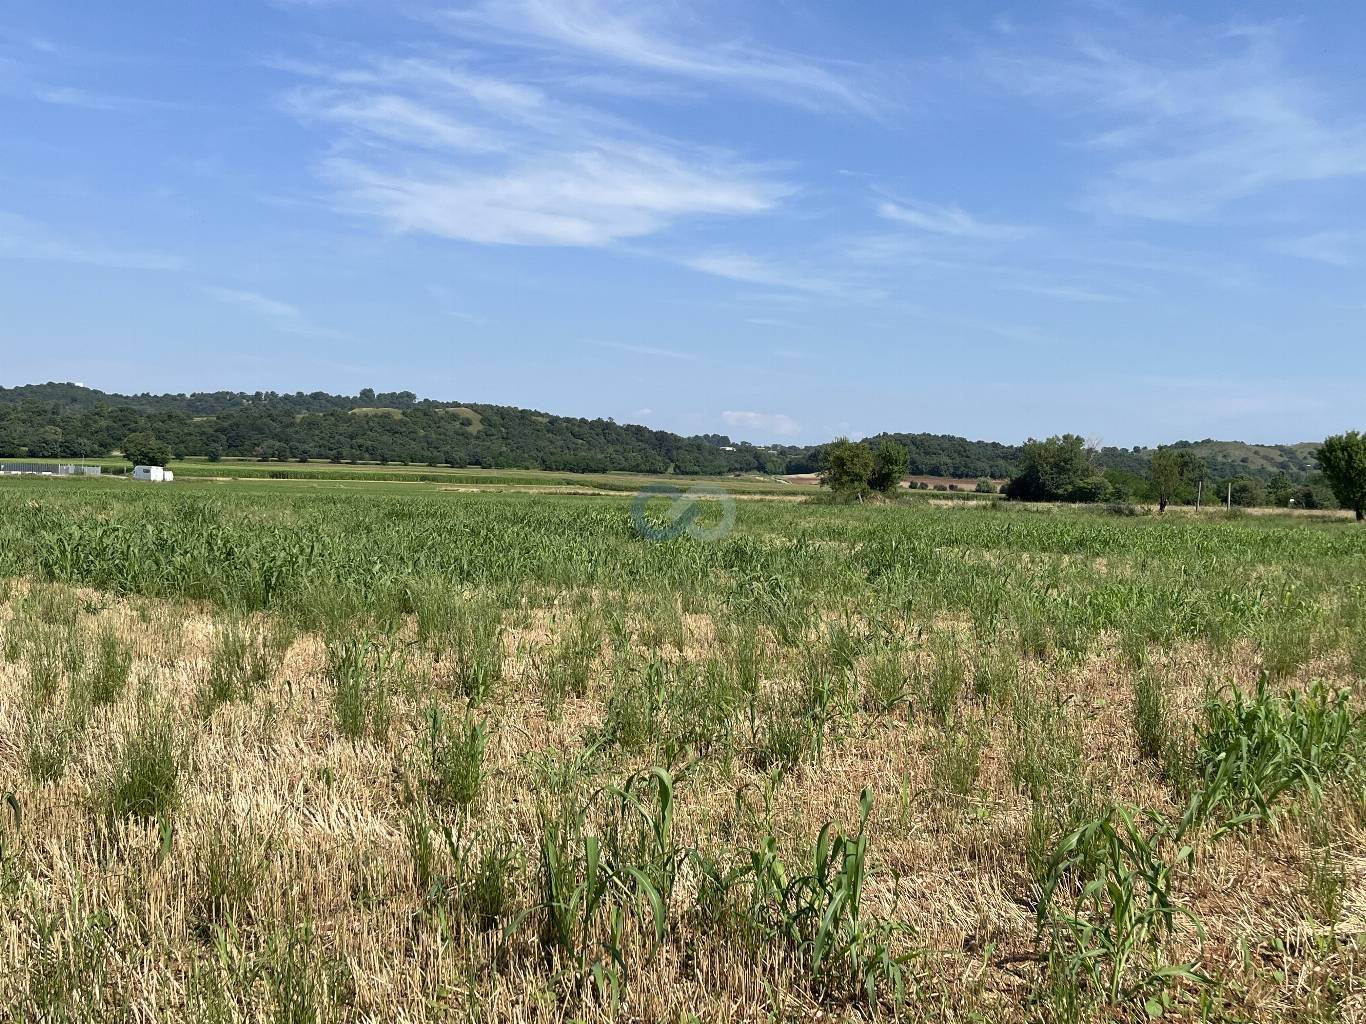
[122,431,172,468]
[1317,431,1366,521]
[820,438,877,500]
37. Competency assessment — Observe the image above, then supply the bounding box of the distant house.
[132,465,173,482]
[0,463,102,477]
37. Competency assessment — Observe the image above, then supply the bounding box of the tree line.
[0,384,789,475]
[1,385,1356,513]
[997,433,1361,517]
[815,431,1364,519]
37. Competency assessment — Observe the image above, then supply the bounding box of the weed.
[931,725,985,800]
[919,630,966,723]
[425,706,488,809]
[328,636,393,741]
[100,699,181,823]
[972,642,1018,703]
[81,623,133,706]
[193,815,270,930]
[198,619,283,715]
[440,600,505,704]
[1009,685,1083,802]
[1132,669,1169,763]
[22,703,86,784]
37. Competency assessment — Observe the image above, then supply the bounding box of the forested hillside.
[0,382,1324,482]
[0,383,788,474]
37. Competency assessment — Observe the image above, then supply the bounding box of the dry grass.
[1,573,1362,1023]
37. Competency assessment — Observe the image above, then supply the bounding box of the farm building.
[132,465,174,482]
[0,463,102,476]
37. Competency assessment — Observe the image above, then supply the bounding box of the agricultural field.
[0,478,1363,1022]
[5,457,804,496]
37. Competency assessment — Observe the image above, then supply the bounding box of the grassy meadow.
[0,477,1362,1022]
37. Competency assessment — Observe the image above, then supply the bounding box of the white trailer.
[132,465,169,482]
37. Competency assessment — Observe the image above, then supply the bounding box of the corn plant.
[1189,678,1361,825]
[1037,804,1208,1010]
[716,788,914,1005]
[521,768,680,1005]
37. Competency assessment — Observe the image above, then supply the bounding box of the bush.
[1066,476,1113,503]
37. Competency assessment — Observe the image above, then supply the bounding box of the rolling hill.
[0,382,1328,482]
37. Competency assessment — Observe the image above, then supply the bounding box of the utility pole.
[1227,482,1232,511]
[1197,479,1203,510]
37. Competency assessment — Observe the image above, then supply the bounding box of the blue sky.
[2,1,1364,446]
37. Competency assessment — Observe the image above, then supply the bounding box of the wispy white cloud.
[30,85,170,113]
[721,409,801,437]
[285,56,790,246]
[990,22,1366,220]
[204,287,300,320]
[681,250,876,299]
[745,317,804,328]
[0,212,179,269]
[203,286,347,339]
[288,90,503,154]
[324,148,783,246]
[437,0,872,112]
[878,199,1031,241]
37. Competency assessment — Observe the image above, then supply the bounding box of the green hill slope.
[0,382,1328,482]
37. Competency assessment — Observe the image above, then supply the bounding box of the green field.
[0,478,1362,1022]
[6,456,810,495]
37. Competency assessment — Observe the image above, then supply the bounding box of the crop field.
[0,478,1363,1022]
[7,457,803,496]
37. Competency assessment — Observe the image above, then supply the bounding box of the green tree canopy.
[1004,434,1109,502]
[868,439,909,494]
[820,438,877,500]
[122,431,172,468]
[1266,472,1294,507]
[1317,431,1366,521]
[1148,448,1208,512]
